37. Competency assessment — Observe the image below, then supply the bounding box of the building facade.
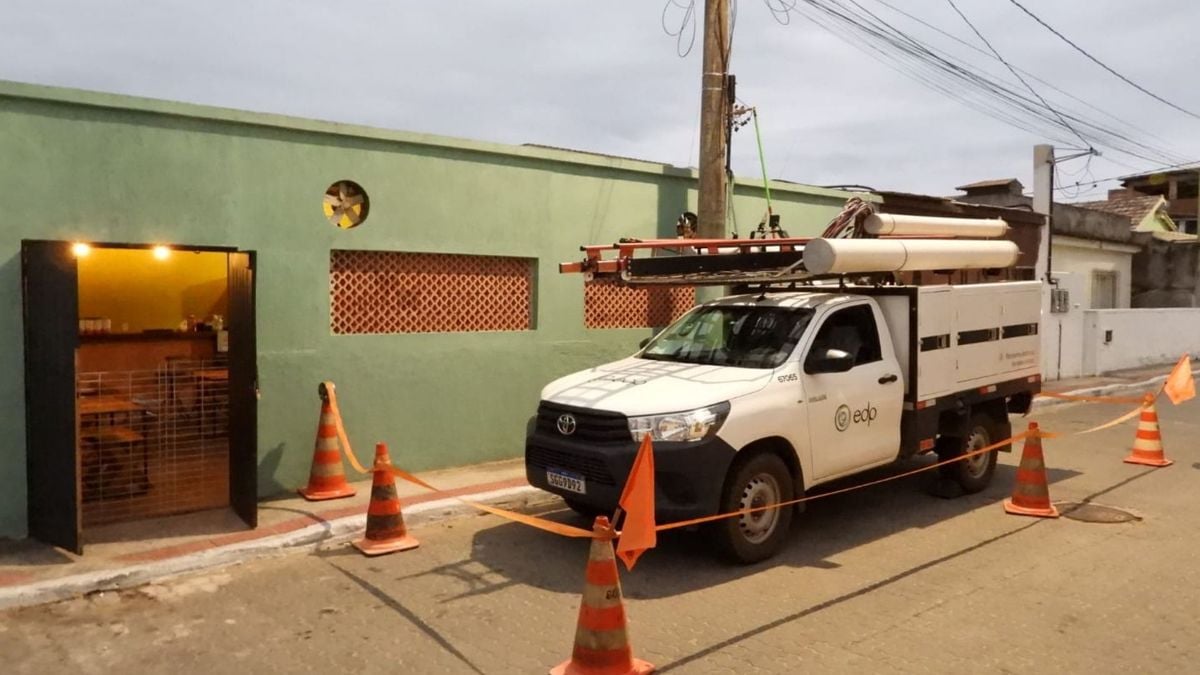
[0,81,857,543]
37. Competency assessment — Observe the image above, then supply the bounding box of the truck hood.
[541,357,774,416]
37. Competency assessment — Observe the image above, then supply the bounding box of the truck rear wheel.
[713,453,794,564]
[937,411,1006,493]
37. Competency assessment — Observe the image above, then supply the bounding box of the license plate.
[547,468,586,494]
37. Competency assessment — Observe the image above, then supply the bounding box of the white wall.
[1043,271,1086,380]
[1052,236,1136,309]
[1082,308,1200,375]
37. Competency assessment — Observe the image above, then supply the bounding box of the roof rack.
[559,237,821,286]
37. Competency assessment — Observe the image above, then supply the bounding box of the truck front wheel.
[712,452,794,564]
[937,411,1006,493]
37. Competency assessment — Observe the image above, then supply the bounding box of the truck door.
[802,303,903,481]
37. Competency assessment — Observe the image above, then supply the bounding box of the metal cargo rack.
[559,237,824,287]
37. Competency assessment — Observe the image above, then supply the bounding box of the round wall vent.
[324,180,369,229]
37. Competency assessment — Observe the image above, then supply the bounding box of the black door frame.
[21,240,259,552]
[22,240,82,554]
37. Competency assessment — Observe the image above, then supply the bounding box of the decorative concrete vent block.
[330,250,534,334]
[584,279,694,329]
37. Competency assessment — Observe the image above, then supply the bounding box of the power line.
[793,0,1185,165]
[866,0,1174,149]
[1005,0,1200,121]
[1054,157,1200,192]
[943,0,1091,151]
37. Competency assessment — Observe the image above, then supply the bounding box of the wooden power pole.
[697,0,732,239]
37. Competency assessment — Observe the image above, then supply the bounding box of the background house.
[954,177,1200,380]
[1117,166,1200,235]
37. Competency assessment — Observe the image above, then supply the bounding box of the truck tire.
[937,411,1006,493]
[712,452,794,564]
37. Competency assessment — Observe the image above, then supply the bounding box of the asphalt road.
[3,400,1198,674]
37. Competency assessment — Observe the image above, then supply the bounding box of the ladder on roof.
[559,236,820,287]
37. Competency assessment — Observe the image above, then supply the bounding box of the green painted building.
[0,80,858,543]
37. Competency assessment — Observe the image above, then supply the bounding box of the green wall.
[0,80,859,539]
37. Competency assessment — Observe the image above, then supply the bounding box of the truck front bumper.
[525,431,736,521]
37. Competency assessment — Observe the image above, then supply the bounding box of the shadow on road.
[437,457,1082,601]
[325,559,486,675]
[655,463,1160,671]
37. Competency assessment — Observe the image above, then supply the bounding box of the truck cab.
[526,282,1039,563]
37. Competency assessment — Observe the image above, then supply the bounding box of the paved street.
[3,400,1198,674]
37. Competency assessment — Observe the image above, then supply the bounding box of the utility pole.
[1032,144,1055,284]
[1032,144,1056,378]
[697,0,732,239]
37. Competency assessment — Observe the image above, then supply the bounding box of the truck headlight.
[628,402,730,443]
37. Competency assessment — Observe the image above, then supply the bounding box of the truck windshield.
[639,306,815,369]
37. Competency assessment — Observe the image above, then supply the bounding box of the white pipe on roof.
[864,213,1009,237]
[803,238,1020,275]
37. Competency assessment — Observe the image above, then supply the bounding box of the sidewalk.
[1032,361,1196,410]
[1,359,1191,610]
[0,458,551,609]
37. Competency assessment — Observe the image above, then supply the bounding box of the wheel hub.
[964,425,991,478]
[737,473,781,544]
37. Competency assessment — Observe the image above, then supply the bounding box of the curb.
[0,484,546,611]
[1031,368,1199,412]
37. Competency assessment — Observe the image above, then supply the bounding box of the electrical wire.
[1055,157,1200,193]
[662,0,698,57]
[865,0,1174,149]
[1006,0,1200,121]
[763,0,799,25]
[944,0,1090,151]
[787,0,1188,166]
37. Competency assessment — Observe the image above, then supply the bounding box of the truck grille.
[526,444,616,486]
[535,402,630,444]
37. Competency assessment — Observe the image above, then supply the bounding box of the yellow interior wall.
[77,248,228,332]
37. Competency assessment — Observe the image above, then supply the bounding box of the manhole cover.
[1057,502,1141,523]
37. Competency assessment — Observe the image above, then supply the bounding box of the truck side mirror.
[639,337,651,349]
[805,348,855,374]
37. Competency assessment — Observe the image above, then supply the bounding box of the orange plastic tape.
[655,430,1033,532]
[1036,391,1146,404]
[321,381,370,474]
[1074,402,1148,435]
[389,465,594,539]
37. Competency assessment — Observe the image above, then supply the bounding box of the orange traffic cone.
[550,516,654,675]
[298,385,356,501]
[353,443,419,556]
[1003,422,1059,518]
[1125,393,1173,467]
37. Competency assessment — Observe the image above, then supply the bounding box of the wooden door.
[21,240,82,553]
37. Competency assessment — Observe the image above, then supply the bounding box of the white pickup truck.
[526,280,1041,562]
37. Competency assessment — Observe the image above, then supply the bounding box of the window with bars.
[330,250,535,334]
[584,279,695,329]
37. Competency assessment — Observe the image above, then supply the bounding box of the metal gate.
[77,357,230,526]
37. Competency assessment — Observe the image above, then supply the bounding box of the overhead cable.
[1006,0,1200,121]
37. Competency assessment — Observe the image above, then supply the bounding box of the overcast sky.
[3,1,1198,201]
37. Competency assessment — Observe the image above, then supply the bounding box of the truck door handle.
[878,374,898,384]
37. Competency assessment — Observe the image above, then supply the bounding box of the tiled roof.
[1073,194,1162,225]
[955,178,1023,191]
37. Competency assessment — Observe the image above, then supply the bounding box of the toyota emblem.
[556,414,577,436]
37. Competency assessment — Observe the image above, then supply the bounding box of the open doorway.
[22,241,258,554]
[76,246,231,527]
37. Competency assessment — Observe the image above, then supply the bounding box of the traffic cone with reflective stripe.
[550,516,654,675]
[1125,393,1173,467]
[353,443,419,556]
[298,392,356,501]
[1003,422,1059,518]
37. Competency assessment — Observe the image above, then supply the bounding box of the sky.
[2,0,1198,201]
